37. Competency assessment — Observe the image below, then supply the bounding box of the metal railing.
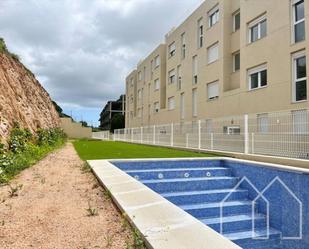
[113,109,309,160]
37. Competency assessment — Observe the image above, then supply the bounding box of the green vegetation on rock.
[0,125,66,184]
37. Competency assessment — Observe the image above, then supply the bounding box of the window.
[177,65,182,90]
[192,88,197,117]
[192,55,198,84]
[223,126,241,135]
[207,81,219,100]
[257,113,269,133]
[207,42,219,64]
[138,71,142,81]
[292,0,305,43]
[248,15,267,43]
[197,18,204,48]
[233,52,240,72]
[168,97,175,110]
[208,6,219,27]
[168,69,176,84]
[137,108,142,118]
[154,102,159,113]
[130,78,134,87]
[181,33,186,59]
[292,110,308,134]
[180,93,185,119]
[248,64,267,90]
[154,55,160,67]
[233,11,240,31]
[168,42,176,58]
[138,89,142,100]
[130,95,133,103]
[130,111,133,119]
[154,78,160,91]
[150,60,154,79]
[293,52,307,102]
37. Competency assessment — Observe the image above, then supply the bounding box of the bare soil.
[0,143,133,249]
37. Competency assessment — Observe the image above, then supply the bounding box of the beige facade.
[125,0,308,128]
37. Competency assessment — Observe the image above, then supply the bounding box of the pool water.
[112,159,309,249]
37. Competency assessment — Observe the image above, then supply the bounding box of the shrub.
[0,127,66,184]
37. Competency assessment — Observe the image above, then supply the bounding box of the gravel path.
[0,143,133,249]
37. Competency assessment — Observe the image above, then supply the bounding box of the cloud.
[0,0,203,124]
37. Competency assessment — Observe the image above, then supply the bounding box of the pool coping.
[88,158,242,249]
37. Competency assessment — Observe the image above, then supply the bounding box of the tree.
[110,114,125,133]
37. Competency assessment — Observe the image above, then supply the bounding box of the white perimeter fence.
[92,131,110,140]
[112,109,309,160]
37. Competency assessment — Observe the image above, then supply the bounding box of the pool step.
[141,176,239,192]
[126,167,231,180]
[201,213,267,233]
[225,228,281,245]
[162,188,248,205]
[129,161,282,249]
[180,200,253,218]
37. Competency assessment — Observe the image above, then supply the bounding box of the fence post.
[211,133,214,150]
[198,120,201,150]
[251,133,255,154]
[186,133,189,148]
[131,128,133,142]
[113,130,116,141]
[171,123,174,147]
[153,125,156,145]
[244,114,249,154]
[141,127,143,144]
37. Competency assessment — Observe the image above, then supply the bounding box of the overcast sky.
[0,0,203,126]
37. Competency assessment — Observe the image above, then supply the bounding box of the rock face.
[0,52,60,142]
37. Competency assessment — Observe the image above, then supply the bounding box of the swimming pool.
[112,159,309,249]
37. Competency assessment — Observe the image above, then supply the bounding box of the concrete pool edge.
[88,158,242,249]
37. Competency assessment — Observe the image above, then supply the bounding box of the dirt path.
[0,143,133,249]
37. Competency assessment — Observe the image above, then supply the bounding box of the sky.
[0,0,203,127]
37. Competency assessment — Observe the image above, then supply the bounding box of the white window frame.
[168,42,176,58]
[197,18,204,48]
[248,64,267,90]
[292,0,305,43]
[208,5,219,28]
[248,14,267,43]
[168,96,175,110]
[154,78,160,91]
[138,71,142,81]
[224,126,241,135]
[207,42,219,64]
[192,55,198,84]
[181,32,186,59]
[168,69,176,84]
[233,51,240,72]
[154,102,160,113]
[192,88,197,117]
[154,55,160,68]
[233,10,240,32]
[207,81,219,100]
[292,51,307,102]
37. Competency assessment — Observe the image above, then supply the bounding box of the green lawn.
[73,140,216,160]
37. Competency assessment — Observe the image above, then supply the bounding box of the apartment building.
[125,44,166,128]
[125,0,308,129]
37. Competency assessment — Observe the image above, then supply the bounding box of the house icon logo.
[219,176,303,240]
